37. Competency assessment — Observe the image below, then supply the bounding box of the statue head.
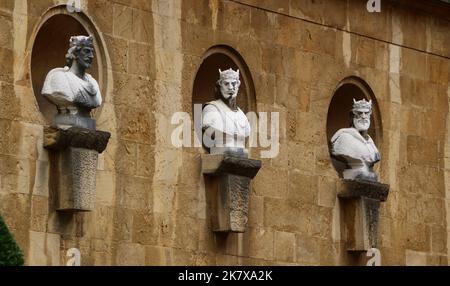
[65,35,94,70]
[352,98,372,132]
[216,68,241,100]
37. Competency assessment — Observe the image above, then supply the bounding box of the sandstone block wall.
[0,0,449,266]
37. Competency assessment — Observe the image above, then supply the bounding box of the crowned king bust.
[41,35,110,212]
[200,68,261,233]
[42,35,102,130]
[330,98,380,182]
[202,68,251,157]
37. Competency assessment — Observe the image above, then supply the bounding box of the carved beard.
[220,88,238,100]
[77,57,92,70]
[353,117,370,132]
[220,92,237,111]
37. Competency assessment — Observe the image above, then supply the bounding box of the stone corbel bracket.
[202,154,262,233]
[44,126,111,212]
[338,179,390,252]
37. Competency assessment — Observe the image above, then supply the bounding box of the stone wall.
[0,0,449,265]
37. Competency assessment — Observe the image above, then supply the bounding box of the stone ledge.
[44,126,111,153]
[337,179,390,202]
[201,154,262,179]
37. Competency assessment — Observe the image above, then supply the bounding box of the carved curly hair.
[65,35,94,67]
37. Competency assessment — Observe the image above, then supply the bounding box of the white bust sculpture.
[42,35,102,129]
[202,68,251,156]
[330,98,380,181]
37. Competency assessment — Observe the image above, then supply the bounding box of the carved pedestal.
[202,154,261,233]
[338,179,389,252]
[44,126,110,212]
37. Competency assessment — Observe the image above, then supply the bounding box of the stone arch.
[326,76,383,177]
[192,45,257,114]
[192,45,257,149]
[29,5,111,124]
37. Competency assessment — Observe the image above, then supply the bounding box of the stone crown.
[219,68,240,81]
[69,35,94,48]
[352,98,372,112]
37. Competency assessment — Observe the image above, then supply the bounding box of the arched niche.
[192,45,256,114]
[192,46,257,149]
[326,77,382,177]
[30,7,108,124]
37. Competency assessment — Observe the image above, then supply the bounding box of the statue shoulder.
[331,128,360,144]
[205,99,223,108]
[45,67,69,79]
[85,73,100,88]
[49,67,68,73]
[42,67,71,95]
[203,100,226,114]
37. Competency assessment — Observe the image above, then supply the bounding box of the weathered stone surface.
[405,223,431,252]
[145,245,173,265]
[112,72,155,107]
[287,170,317,204]
[116,243,145,266]
[289,0,347,29]
[202,154,261,178]
[401,48,428,80]
[44,126,111,154]
[52,147,98,212]
[296,233,320,265]
[95,171,115,206]
[248,195,264,227]
[407,136,440,167]
[115,106,155,143]
[0,0,14,11]
[337,179,390,202]
[246,227,274,260]
[264,197,310,233]
[104,34,128,73]
[0,47,13,83]
[405,249,427,266]
[112,207,133,242]
[0,0,449,267]
[30,195,48,232]
[288,142,315,173]
[318,176,337,208]
[29,231,60,266]
[129,42,154,76]
[0,15,12,49]
[132,210,158,245]
[274,231,295,262]
[348,0,390,42]
[430,226,447,254]
[132,9,153,44]
[338,179,390,251]
[113,4,133,40]
[116,175,152,210]
[208,174,251,233]
[174,215,200,251]
[43,125,110,213]
[87,0,113,34]
[203,154,261,233]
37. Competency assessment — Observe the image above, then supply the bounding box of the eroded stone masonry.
[0,0,449,266]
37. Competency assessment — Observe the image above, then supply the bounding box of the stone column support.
[338,179,389,252]
[44,126,110,212]
[202,154,261,233]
